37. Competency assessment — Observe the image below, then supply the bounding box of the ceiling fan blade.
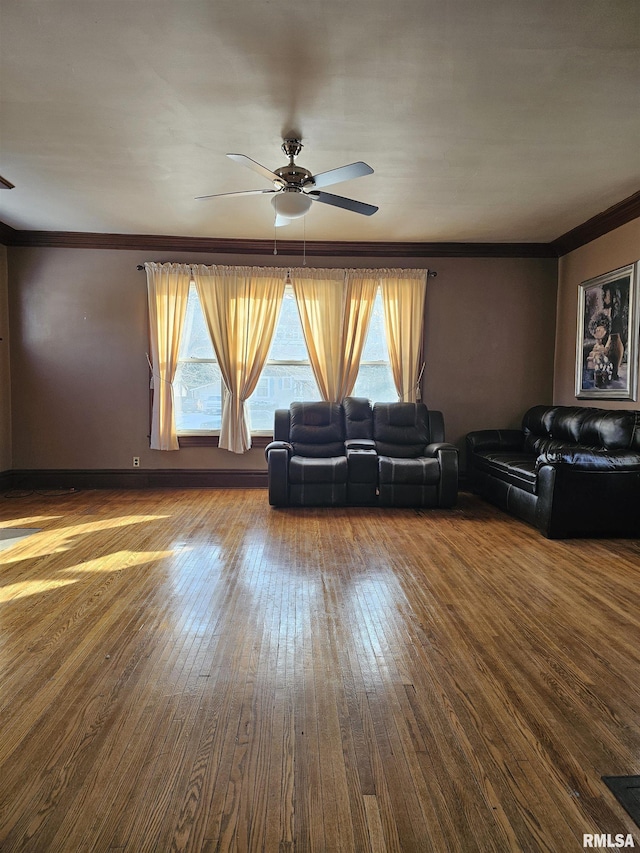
[307,191,378,216]
[227,153,284,186]
[310,161,374,189]
[195,188,278,200]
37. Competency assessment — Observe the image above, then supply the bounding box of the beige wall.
[7,247,558,472]
[554,218,640,408]
[0,245,10,472]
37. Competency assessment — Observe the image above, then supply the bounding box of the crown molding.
[0,228,555,258]
[1,189,638,257]
[550,189,640,256]
[0,220,19,245]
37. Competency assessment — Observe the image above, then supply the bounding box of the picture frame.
[575,262,639,400]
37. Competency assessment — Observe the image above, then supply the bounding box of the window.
[174,282,396,436]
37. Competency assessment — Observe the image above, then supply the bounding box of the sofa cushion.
[536,446,640,470]
[522,405,557,454]
[289,401,345,457]
[373,403,430,458]
[378,455,441,486]
[472,451,538,494]
[578,409,639,450]
[343,396,373,440]
[289,454,348,484]
[550,407,591,443]
[522,405,592,454]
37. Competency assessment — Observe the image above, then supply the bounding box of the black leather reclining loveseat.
[466,405,640,538]
[265,398,458,508]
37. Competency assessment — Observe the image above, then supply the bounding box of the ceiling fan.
[196,138,378,226]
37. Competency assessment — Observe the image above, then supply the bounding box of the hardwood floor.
[0,488,638,852]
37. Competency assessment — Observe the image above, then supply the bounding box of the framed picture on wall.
[575,262,639,400]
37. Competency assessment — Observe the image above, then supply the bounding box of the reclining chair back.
[373,402,430,457]
[289,402,345,456]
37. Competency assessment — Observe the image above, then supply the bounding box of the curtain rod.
[136,264,437,277]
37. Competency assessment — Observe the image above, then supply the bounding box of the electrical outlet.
[133,457,140,467]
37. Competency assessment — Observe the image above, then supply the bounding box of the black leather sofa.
[466,405,640,538]
[265,398,458,508]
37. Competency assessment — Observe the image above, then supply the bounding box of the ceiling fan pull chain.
[273,220,278,255]
[303,216,307,266]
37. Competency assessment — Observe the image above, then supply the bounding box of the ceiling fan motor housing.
[274,139,315,190]
[273,164,315,190]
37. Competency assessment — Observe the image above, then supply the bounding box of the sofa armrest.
[466,429,524,453]
[424,441,458,457]
[345,438,376,451]
[536,447,640,471]
[265,440,293,461]
[266,446,291,506]
[424,443,459,507]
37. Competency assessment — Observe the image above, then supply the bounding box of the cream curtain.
[339,271,379,399]
[291,268,344,402]
[192,265,285,453]
[291,268,378,402]
[380,269,428,402]
[145,262,191,450]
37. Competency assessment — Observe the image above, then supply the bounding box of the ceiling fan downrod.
[281,138,303,163]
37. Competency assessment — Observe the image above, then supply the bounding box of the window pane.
[246,363,319,431]
[268,287,309,361]
[246,284,320,431]
[352,364,397,403]
[174,362,224,431]
[175,285,221,431]
[179,284,216,359]
[352,291,397,402]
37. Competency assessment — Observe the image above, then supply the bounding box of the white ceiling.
[1,0,639,244]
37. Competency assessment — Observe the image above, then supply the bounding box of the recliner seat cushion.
[378,456,440,486]
[289,455,348,484]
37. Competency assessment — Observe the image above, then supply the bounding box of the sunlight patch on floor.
[0,550,176,601]
[0,578,77,601]
[59,550,175,574]
[0,529,42,552]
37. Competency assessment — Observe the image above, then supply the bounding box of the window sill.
[178,434,272,449]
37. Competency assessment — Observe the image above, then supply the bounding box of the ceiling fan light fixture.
[271,189,312,220]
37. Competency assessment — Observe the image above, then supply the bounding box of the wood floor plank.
[0,489,639,851]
